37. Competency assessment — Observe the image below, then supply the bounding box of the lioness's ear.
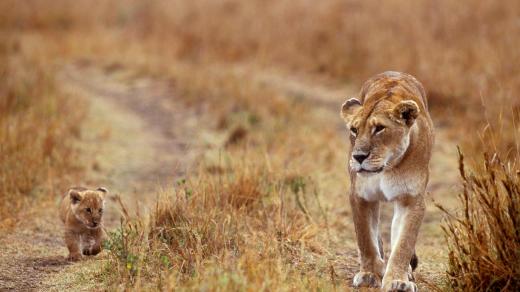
[341,98,362,121]
[69,189,83,204]
[393,100,420,126]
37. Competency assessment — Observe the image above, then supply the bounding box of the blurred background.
[3,0,519,154]
[1,0,519,291]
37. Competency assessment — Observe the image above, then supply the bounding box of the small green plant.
[104,220,145,281]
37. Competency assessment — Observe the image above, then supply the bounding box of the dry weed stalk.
[436,149,520,291]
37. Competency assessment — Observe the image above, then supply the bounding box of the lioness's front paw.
[383,280,417,292]
[353,271,381,288]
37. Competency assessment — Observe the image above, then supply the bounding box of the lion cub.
[60,186,108,261]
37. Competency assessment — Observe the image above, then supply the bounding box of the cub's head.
[341,97,419,174]
[68,187,108,229]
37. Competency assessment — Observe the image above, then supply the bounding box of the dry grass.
[436,150,519,291]
[1,0,519,290]
[0,34,84,226]
[104,164,332,290]
[4,0,518,156]
[99,61,344,290]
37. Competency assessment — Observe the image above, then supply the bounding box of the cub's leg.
[383,194,425,292]
[83,230,104,256]
[83,243,101,256]
[350,195,385,288]
[87,238,102,256]
[65,231,81,261]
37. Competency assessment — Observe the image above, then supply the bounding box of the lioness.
[60,186,108,261]
[341,71,434,291]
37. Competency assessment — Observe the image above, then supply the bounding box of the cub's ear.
[341,98,362,122]
[69,189,83,204]
[96,187,108,193]
[393,100,420,126]
[96,187,108,198]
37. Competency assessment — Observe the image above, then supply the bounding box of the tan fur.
[341,71,434,292]
[60,186,108,261]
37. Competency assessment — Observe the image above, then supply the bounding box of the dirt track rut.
[0,63,199,291]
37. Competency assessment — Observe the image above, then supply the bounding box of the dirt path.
[0,62,459,291]
[0,63,200,291]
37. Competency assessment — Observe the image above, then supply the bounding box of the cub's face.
[69,188,107,229]
[341,98,419,174]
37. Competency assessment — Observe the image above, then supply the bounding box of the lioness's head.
[341,97,419,174]
[69,187,108,229]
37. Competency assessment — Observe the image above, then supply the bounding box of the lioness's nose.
[353,153,369,164]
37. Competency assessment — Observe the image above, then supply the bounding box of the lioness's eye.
[373,125,385,135]
[350,127,358,136]
[86,208,92,213]
[99,208,103,213]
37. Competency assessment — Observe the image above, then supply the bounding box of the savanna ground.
[1,1,518,291]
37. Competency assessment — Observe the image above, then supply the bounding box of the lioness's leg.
[391,203,404,251]
[350,194,385,287]
[383,194,425,292]
[391,203,419,275]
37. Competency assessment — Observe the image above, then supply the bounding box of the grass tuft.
[436,149,520,291]
[103,161,332,289]
[0,35,84,226]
